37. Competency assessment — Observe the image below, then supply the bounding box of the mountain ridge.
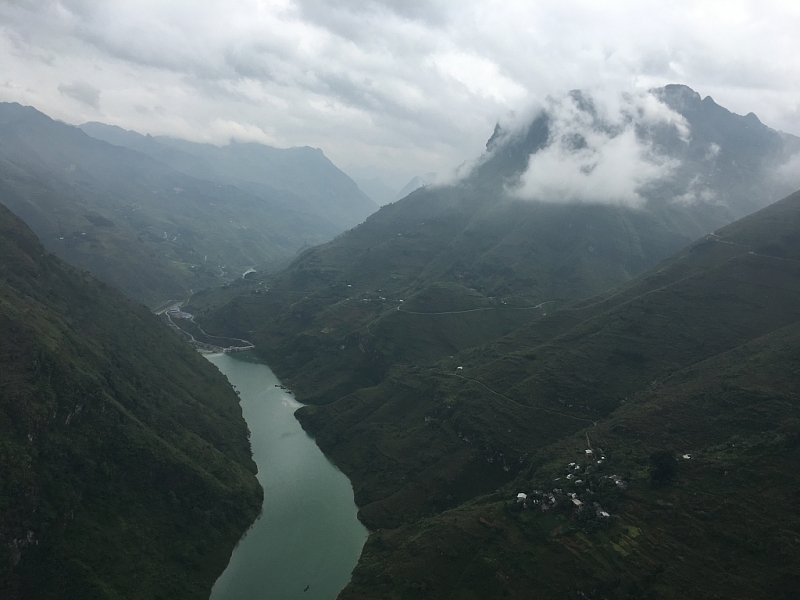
[79,121,377,231]
[0,101,371,306]
[0,202,262,599]
[298,188,800,598]
[189,85,800,406]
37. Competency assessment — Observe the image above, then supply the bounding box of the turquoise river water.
[206,352,367,600]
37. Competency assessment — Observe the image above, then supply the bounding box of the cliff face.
[0,203,262,599]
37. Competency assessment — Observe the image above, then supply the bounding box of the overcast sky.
[2,0,799,191]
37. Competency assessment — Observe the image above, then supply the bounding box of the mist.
[2,0,800,187]
[508,90,688,207]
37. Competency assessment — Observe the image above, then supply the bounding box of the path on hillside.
[164,312,199,344]
[397,300,556,316]
[439,371,596,426]
[708,233,800,263]
[189,316,255,349]
[159,302,255,350]
[363,299,556,339]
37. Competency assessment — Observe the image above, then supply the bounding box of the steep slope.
[299,188,800,598]
[79,122,378,231]
[0,203,261,599]
[190,85,800,404]
[0,102,341,306]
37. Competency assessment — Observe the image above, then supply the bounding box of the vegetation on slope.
[293,189,800,598]
[0,204,262,599]
[189,86,800,406]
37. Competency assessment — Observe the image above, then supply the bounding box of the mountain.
[393,172,437,202]
[79,122,378,232]
[347,173,399,207]
[0,102,368,307]
[299,188,800,598]
[187,85,800,405]
[0,203,261,599]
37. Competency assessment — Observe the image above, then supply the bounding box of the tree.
[649,451,678,486]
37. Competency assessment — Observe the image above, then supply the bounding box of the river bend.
[207,352,367,600]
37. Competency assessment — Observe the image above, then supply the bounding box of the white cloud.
[431,51,526,104]
[671,175,718,206]
[705,142,721,160]
[771,151,800,190]
[0,0,800,186]
[510,90,685,206]
[57,80,100,109]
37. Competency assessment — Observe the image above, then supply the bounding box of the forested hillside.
[189,85,800,405]
[0,204,262,599]
[297,189,800,598]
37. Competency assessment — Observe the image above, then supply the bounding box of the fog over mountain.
[508,90,688,206]
[5,2,800,599]
[189,85,800,411]
[484,86,800,212]
[2,1,799,192]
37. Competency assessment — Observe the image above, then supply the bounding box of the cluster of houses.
[167,306,193,319]
[515,488,612,518]
[513,447,627,519]
[605,474,627,489]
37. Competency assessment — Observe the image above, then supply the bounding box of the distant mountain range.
[79,122,377,231]
[0,103,376,306]
[393,172,437,203]
[0,203,261,599]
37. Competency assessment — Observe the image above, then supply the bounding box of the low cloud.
[58,81,100,110]
[671,175,718,205]
[2,1,800,185]
[770,151,800,193]
[509,90,688,207]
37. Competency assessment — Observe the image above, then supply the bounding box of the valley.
[0,103,376,307]
[2,80,800,600]
[189,89,800,598]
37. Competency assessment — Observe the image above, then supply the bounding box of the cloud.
[1,0,800,187]
[509,90,686,206]
[671,175,718,206]
[57,80,100,109]
[770,151,800,191]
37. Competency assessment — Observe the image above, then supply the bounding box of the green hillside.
[295,189,800,598]
[189,86,800,405]
[0,204,262,599]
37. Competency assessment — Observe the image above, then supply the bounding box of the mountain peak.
[652,84,702,111]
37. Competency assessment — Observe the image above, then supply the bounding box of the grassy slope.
[294,190,800,598]
[0,204,262,599]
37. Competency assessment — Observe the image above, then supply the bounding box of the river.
[206,352,367,600]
